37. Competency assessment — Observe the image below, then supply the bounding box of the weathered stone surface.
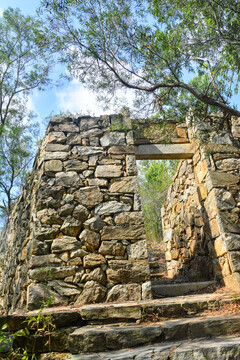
[31,240,49,256]
[106,284,141,302]
[80,117,99,131]
[88,178,108,187]
[109,177,139,193]
[74,146,104,156]
[48,280,81,296]
[75,281,107,305]
[52,236,80,253]
[142,281,153,300]
[128,240,148,260]
[99,241,126,256]
[74,186,103,208]
[80,229,100,251]
[27,284,67,310]
[45,131,66,144]
[95,201,131,216]
[60,217,82,237]
[108,145,135,154]
[126,155,137,175]
[37,208,63,225]
[81,267,107,285]
[58,203,74,217]
[207,170,239,190]
[46,143,70,152]
[57,123,79,132]
[45,160,63,173]
[106,260,150,283]
[83,216,105,231]
[44,151,68,161]
[29,266,76,281]
[83,254,106,268]
[114,211,144,225]
[64,159,88,172]
[100,133,126,147]
[55,171,82,188]
[95,165,122,178]
[225,234,240,251]
[35,228,60,241]
[216,158,240,171]
[29,254,62,269]
[101,225,145,240]
[73,204,90,222]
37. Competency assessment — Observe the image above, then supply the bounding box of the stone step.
[152,280,216,297]
[78,292,234,324]
[55,335,240,360]
[68,313,240,354]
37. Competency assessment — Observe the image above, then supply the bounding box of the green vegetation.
[138,160,178,242]
[0,297,55,359]
[0,8,54,221]
[41,0,240,119]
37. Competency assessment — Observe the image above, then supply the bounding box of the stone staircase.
[1,292,240,359]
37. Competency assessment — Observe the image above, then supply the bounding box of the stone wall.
[162,114,240,289]
[0,112,151,314]
[162,159,212,281]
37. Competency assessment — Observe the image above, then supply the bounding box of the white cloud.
[0,8,3,17]
[56,81,136,117]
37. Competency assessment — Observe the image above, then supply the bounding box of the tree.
[41,0,240,119]
[138,160,178,242]
[0,7,52,131]
[0,7,54,221]
[0,123,36,220]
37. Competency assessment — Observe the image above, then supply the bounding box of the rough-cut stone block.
[142,281,153,300]
[55,171,82,188]
[45,160,63,173]
[109,176,139,193]
[225,234,240,251]
[206,170,239,190]
[80,229,100,251]
[114,211,144,225]
[214,237,227,257]
[74,146,104,156]
[108,145,135,154]
[99,241,126,256]
[44,151,68,161]
[81,267,107,285]
[128,240,148,260]
[45,143,70,152]
[57,123,79,132]
[100,133,126,147]
[64,159,88,172]
[74,186,103,208]
[48,280,81,296]
[52,236,80,253]
[88,178,108,187]
[29,266,76,281]
[80,117,99,131]
[95,201,131,216]
[229,252,240,272]
[37,208,63,225]
[27,284,67,310]
[106,284,141,302]
[73,204,89,222]
[106,260,150,283]
[83,216,105,231]
[95,165,122,178]
[101,225,145,240]
[75,281,107,305]
[83,254,106,268]
[60,217,82,237]
[29,254,62,269]
[45,131,66,144]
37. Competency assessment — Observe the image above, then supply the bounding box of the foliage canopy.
[41,0,240,119]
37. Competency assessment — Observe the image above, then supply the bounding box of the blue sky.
[0,0,239,131]
[0,0,119,136]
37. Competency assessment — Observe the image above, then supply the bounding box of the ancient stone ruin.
[0,110,240,316]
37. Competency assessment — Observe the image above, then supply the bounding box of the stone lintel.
[134,144,194,160]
